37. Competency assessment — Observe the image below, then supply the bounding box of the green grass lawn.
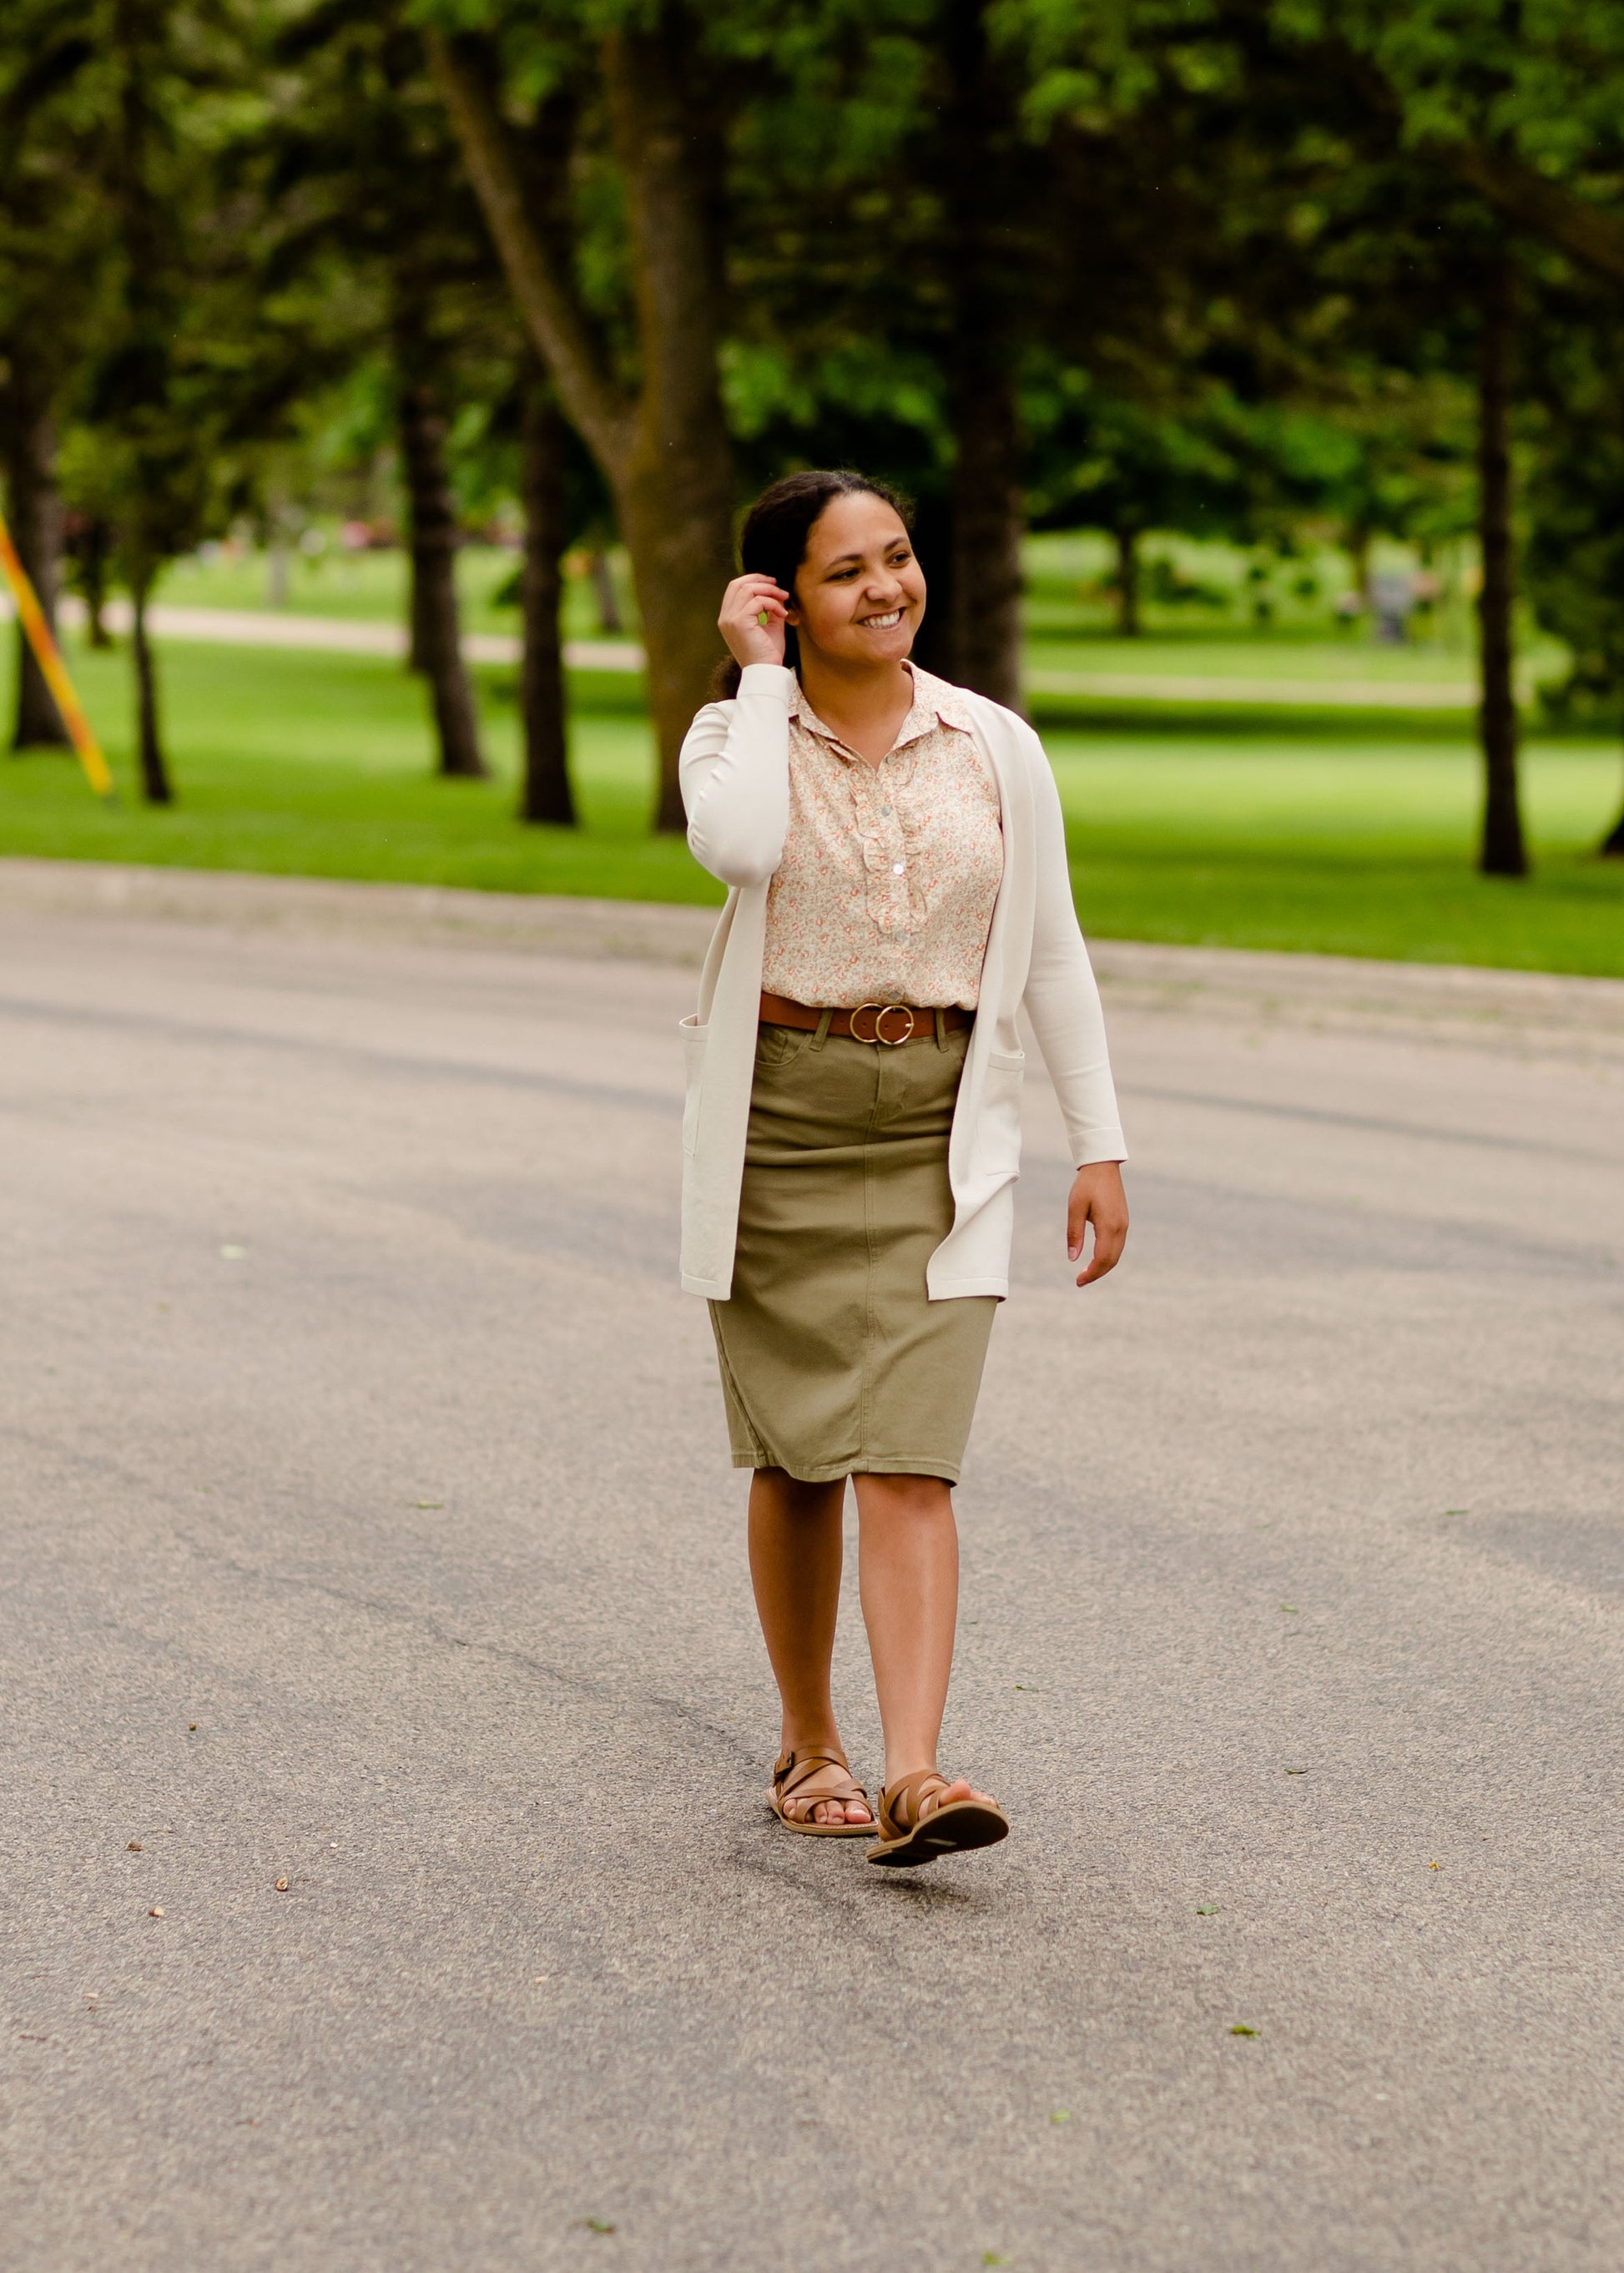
[3,633,1622,975]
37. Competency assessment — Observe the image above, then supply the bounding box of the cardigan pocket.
[679,1015,708,1157]
[980,1047,1026,1172]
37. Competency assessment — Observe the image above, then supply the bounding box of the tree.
[1524,292,1624,856]
[266,0,494,779]
[0,2,108,752]
[517,376,573,824]
[427,10,735,829]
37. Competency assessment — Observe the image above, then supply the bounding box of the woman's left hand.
[1067,1162,1128,1287]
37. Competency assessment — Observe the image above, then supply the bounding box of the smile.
[860,609,905,629]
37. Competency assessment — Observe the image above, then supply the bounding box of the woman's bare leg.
[748,1468,870,1824]
[853,1473,994,1811]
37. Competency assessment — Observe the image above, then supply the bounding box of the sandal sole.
[865,1799,1011,1868]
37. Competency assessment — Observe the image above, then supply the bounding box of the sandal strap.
[774,1748,870,1818]
[878,1769,951,1841]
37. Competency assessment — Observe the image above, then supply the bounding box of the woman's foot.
[769,1746,875,1832]
[866,1767,1009,1867]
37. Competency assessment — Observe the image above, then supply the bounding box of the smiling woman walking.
[679,471,1127,1867]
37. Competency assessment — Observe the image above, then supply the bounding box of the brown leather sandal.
[866,1769,1010,1868]
[769,1747,875,1837]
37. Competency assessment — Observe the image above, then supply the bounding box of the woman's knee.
[854,1472,955,1525]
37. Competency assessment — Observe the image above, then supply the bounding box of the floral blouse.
[759,663,1005,1011]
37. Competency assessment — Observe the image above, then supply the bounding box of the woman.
[680,470,1127,1867]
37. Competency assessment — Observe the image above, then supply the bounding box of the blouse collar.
[789,661,973,757]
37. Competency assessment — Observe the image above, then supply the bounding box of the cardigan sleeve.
[679,663,795,888]
[1019,730,1128,1167]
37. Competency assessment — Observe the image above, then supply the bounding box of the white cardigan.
[678,663,1127,1302]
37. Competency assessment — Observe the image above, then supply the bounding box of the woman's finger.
[1075,1214,1127,1286]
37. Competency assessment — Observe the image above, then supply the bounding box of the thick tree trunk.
[1600,787,1624,857]
[7,397,72,751]
[519,387,574,826]
[396,370,487,779]
[1475,255,1528,879]
[430,28,734,833]
[587,550,623,634]
[1113,527,1141,638]
[130,579,173,804]
[907,489,958,680]
[939,0,1026,713]
[948,355,1025,708]
[603,28,736,829]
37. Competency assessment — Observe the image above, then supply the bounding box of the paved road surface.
[3,869,1621,2273]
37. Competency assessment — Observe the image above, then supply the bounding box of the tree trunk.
[907,489,958,680]
[130,578,173,804]
[603,28,737,829]
[1347,526,1372,607]
[948,355,1025,708]
[519,386,574,825]
[941,0,1026,713]
[1599,787,1624,857]
[396,369,487,779]
[71,516,115,646]
[587,549,623,634]
[1475,254,1528,879]
[1113,527,1141,638]
[429,28,734,833]
[7,396,72,751]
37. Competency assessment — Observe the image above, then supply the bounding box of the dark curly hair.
[710,469,915,699]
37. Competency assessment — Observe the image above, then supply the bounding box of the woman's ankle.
[779,1721,845,1759]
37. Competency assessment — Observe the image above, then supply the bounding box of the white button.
[880,804,892,817]
[892,861,905,875]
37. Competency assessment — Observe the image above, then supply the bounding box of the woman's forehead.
[804,494,909,565]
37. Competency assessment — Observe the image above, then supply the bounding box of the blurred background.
[3,0,1623,974]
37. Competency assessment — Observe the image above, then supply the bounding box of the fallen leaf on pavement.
[1230,2024,1257,2037]
[275,1878,289,1892]
[149,1908,164,1918]
[1196,1905,1220,1915]
[127,1841,143,1852]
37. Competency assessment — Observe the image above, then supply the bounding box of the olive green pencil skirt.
[708,1021,998,1485]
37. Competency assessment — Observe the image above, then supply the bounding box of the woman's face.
[787,493,926,669]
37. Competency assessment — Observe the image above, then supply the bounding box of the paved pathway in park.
[3,863,1621,2273]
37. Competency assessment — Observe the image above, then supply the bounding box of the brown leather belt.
[759,990,973,1046]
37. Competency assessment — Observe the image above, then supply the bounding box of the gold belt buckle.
[850,1002,915,1046]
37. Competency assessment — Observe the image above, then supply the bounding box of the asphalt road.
[3,868,1621,2273]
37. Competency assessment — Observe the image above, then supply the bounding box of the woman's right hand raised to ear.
[719,574,790,669]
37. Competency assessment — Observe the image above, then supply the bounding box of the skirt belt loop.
[810,1006,835,1053]
[935,1007,948,1051]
